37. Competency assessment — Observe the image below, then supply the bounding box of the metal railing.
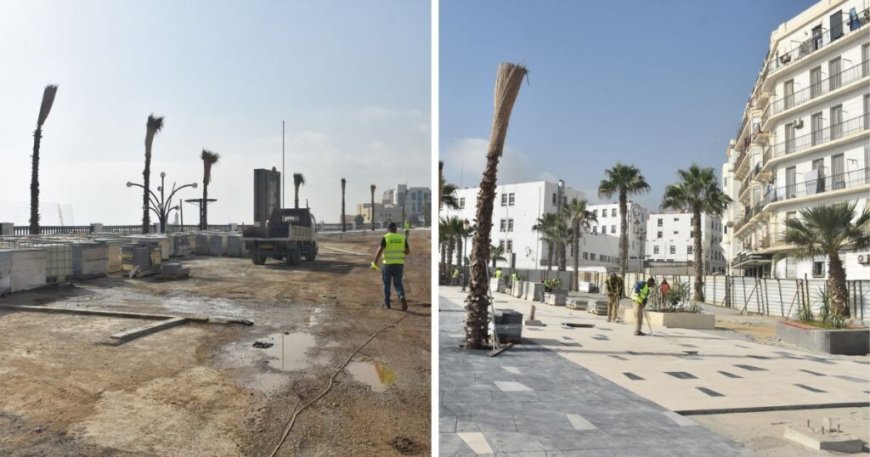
[771,11,869,73]
[10,224,237,237]
[772,113,868,158]
[765,167,869,204]
[771,59,870,115]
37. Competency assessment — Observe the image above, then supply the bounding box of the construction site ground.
[0,230,431,456]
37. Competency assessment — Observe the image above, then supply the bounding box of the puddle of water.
[346,361,397,392]
[262,332,316,371]
[308,307,323,327]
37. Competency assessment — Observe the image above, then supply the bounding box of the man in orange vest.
[372,222,410,310]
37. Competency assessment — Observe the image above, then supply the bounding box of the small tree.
[293,173,305,209]
[142,114,165,234]
[783,202,870,318]
[29,85,58,235]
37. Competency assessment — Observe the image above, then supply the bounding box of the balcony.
[765,167,869,204]
[771,113,868,158]
[770,59,870,115]
[770,10,869,74]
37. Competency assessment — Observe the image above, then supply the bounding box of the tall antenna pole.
[282,120,285,208]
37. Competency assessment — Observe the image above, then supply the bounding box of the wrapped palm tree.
[598,163,650,278]
[662,164,731,302]
[370,184,376,231]
[341,178,347,232]
[783,202,869,318]
[200,150,220,229]
[465,63,527,350]
[142,114,164,233]
[29,85,58,235]
[293,173,305,209]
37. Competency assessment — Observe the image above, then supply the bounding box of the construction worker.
[605,272,623,323]
[372,222,410,311]
[451,267,460,286]
[630,277,655,336]
[403,219,411,233]
[495,268,502,280]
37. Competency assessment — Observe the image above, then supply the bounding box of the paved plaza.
[438,287,870,456]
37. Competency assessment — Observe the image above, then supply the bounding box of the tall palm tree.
[562,198,597,291]
[442,216,463,279]
[200,150,220,230]
[341,178,347,232]
[598,163,650,278]
[533,212,559,276]
[293,173,305,209]
[141,114,165,234]
[489,244,507,269]
[466,62,526,350]
[369,184,376,231]
[662,164,731,303]
[783,202,869,318]
[438,218,450,277]
[29,84,58,235]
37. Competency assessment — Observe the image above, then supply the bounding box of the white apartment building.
[646,212,726,274]
[382,185,431,223]
[441,180,647,272]
[722,0,870,280]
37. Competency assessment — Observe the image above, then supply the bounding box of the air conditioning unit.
[792,119,804,129]
[859,254,870,265]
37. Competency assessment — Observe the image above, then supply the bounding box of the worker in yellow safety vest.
[373,222,410,311]
[629,277,655,336]
[495,268,502,280]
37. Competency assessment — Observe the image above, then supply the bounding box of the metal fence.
[623,272,869,321]
[12,224,237,236]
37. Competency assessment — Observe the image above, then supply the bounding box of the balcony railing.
[765,167,869,204]
[770,10,869,73]
[771,113,868,158]
[770,59,869,115]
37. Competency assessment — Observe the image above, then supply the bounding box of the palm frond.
[37,85,58,127]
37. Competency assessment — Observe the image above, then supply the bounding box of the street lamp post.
[127,172,198,233]
[461,219,470,292]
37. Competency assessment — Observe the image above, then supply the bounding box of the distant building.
[721,0,870,280]
[357,203,399,225]
[441,180,649,272]
[646,212,726,274]
[382,185,431,223]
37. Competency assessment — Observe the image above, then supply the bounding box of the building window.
[687,246,693,255]
[810,66,822,98]
[592,209,597,217]
[590,253,596,261]
[506,240,513,253]
[829,57,842,91]
[863,43,870,77]
[783,79,794,110]
[611,209,616,217]
[601,210,607,218]
[582,252,588,260]
[690,231,694,238]
[830,105,843,139]
[673,230,679,235]
[657,218,663,227]
[459,198,465,209]
[657,231,662,239]
[670,245,676,254]
[498,240,505,251]
[500,219,506,232]
[507,219,514,232]
[508,193,515,206]
[501,193,507,207]
[592,227,597,234]
[653,246,659,255]
[552,193,556,204]
[611,225,616,234]
[812,260,825,278]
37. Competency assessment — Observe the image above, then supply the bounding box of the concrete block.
[226,235,246,257]
[195,234,210,255]
[208,234,226,256]
[528,282,545,301]
[0,223,13,236]
[587,299,608,315]
[776,321,870,355]
[623,309,716,329]
[94,239,124,272]
[544,292,566,306]
[89,223,104,233]
[71,242,108,278]
[111,317,187,343]
[784,424,863,453]
[2,249,47,292]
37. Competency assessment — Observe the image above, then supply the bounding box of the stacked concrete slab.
[195,234,210,255]
[208,234,227,256]
[124,235,170,260]
[94,238,124,272]
[226,234,247,257]
[71,242,109,279]
[169,233,194,258]
[0,248,47,293]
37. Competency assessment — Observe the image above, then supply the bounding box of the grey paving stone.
[440,432,480,457]
[441,415,458,433]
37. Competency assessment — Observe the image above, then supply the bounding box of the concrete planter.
[512,281,525,298]
[623,309,715,329]
[527,282,545,302]
[776,321,870,355]
[544,292,566,306]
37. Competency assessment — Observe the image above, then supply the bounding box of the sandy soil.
[0,230,431,456]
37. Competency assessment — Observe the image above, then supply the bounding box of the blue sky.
[440,0,817,211]
[0,0,429,225]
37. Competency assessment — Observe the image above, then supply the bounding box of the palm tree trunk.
[142,136,153,234]
[294,184,300,209]
[201,184,208,230]
[29,127,42,235]
[619,192,628,276]
[547,241,554,275]
[456,237,463,269]
[827,253,849,317]
[446,236,455,278]
[370,190,375,231]
[558,240,567,271]
[466,63,527,350]
[341,180,346,232]
[573,225,580,292]
[692,205,704,302]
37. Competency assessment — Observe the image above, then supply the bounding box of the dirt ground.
[0,230,431,456]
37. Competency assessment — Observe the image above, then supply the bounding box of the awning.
[732,253,773,268]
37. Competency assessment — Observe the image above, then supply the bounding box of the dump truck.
[242,208,318,265]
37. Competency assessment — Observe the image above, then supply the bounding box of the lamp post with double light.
[127,172,198,233]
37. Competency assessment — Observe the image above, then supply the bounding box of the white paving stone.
[494,381,533,392]
[662,411,697,427]
[502,366,521,375]
[457,432,494,454]
[566,413,597,430]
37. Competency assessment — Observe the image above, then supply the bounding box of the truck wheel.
[303,242,317,261]
[252,253,267,265]
[286,249,301,266]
